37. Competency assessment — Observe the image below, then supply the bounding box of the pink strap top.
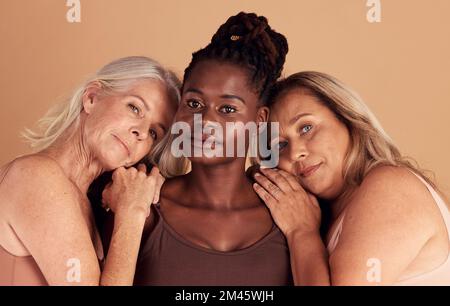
[0,159,105,286]
[0,245,48,286]
[326,172,450,285]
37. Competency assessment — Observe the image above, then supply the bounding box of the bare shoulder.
[329,166,446,284]
[5,154,64,187]
[345,165,440,235]
[361,165,425,192]
[1,154,80,218]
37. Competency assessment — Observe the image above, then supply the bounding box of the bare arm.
[6,158,162,285]
[286,230,330,285]
[8,160,103,285]
[100,208,147,285]
[327,167,435,285]
[253,166,437,286]
[99,165,162,285]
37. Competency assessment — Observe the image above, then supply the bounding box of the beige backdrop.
[1,0,449,195]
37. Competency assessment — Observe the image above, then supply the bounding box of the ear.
[256,106,270,125]
[82,81,103,114]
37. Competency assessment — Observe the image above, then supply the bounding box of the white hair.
[22,56,181,152]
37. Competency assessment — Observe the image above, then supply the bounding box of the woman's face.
[270,88,350,200]
[175,60,267,166]
[83,79,177,170]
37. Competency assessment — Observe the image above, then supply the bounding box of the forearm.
[287,231,331,286]
[100,209,147,286]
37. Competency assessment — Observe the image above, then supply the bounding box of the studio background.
[1,0,449,196]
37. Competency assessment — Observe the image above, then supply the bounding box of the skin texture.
[0,78,177,285]
[253,88,450,285]
[143,59,275,253]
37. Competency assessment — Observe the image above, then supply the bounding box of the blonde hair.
[150,131,190,178]
[23,56,181,164]
[268,71,438,192]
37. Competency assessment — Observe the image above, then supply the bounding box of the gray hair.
[23,56,181,153]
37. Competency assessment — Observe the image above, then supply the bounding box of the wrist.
[115,204,149,220]
[285,228,321,246]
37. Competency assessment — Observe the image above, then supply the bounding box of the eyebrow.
[184,88,246,105]
[221,94,246,105]
[131,95,150,111]
[184,88,202,95]
[289,113,313,126]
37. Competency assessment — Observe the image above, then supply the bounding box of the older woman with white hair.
[252,71,450,285]
[0,56,180,285]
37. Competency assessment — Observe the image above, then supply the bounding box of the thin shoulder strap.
[411,171,450,236]
[0,160,16,186]
[326,211,347,253]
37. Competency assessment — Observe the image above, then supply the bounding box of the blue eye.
[187,99,202,109]
[220,105,236,114]
[301,125,312,134]
[128,104,140,115]
[273,141,288,151]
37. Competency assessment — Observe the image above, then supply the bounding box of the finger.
[112,167,125,181]
[144,171,158,202]
[101,183,113,208]
[137,163,147,174]
[253,172,283,200]
[127,166,138,176]
[148,166,161,179]
[276,169,303,191]
[253,183,277,211]
[259,168,292,194]
[307,193,320,208]
[152,175,165,204]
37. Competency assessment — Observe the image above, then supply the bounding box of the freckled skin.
[0,77,179,285]
[269,88,351,201]
[83,79,177,170]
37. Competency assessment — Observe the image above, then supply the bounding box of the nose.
[288,138,308,162]
[198,107,224,133]
[131,124,150,141]
[201,107,219,125]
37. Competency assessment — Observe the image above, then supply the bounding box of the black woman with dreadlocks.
[132,12,292,285]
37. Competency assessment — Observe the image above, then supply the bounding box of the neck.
[185,158,257,210]
[329,186,356,222]
[40,122,104,195]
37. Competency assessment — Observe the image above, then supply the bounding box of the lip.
[191,135,222,146]
[112,134,130,157]
[299,162,322,178]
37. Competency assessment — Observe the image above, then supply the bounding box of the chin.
[189,156,237,167]
[299,178,325,197]
[100,154,129,171]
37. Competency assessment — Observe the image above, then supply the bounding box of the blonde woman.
[252,71,450,285]
[0,56,180,285]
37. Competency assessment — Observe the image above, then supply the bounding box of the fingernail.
[254,173,261,177]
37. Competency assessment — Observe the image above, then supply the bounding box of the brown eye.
[187,99,202,109]
[220,105,237,114]
[149,129,157,140]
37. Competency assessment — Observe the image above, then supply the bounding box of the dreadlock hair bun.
[183,12,289,104]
